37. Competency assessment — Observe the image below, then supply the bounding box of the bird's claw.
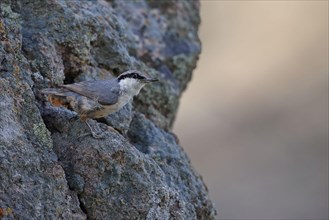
[82,119,106,139]
[90,130,106,139]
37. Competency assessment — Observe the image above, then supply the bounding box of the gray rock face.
[0,0,216,219]
[0,2,85,219]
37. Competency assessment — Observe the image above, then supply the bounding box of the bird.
[41,70,158,138]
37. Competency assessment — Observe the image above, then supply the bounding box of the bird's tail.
[41,88,71,108]
[40,88,68,97]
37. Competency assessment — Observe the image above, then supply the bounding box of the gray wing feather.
[61,80,119,105]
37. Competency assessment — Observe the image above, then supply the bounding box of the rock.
[0,3,85,219]
[0,0,216,219]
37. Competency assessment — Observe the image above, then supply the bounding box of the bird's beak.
[143,78,159,83]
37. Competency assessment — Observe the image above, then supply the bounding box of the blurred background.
[174,1,328,219]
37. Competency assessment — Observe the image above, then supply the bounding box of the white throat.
[119,78,145,97]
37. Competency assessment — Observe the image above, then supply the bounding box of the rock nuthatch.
[41,70,158,138]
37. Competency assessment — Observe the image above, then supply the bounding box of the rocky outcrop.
[0,0,216,219]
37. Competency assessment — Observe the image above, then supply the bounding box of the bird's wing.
[61,80,120,105]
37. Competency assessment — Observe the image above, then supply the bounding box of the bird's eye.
[118,71,145,81]
[133,73,144,80]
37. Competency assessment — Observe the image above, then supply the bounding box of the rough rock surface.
[0,0,216,219]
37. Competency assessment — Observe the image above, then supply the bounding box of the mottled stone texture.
[0,0,216,219]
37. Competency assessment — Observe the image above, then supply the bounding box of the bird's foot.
[89,130,106,139]
[79,119,106,139]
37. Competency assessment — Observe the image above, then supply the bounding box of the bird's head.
[117,70,158,95]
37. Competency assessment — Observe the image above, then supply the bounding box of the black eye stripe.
[118,72,145,81]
